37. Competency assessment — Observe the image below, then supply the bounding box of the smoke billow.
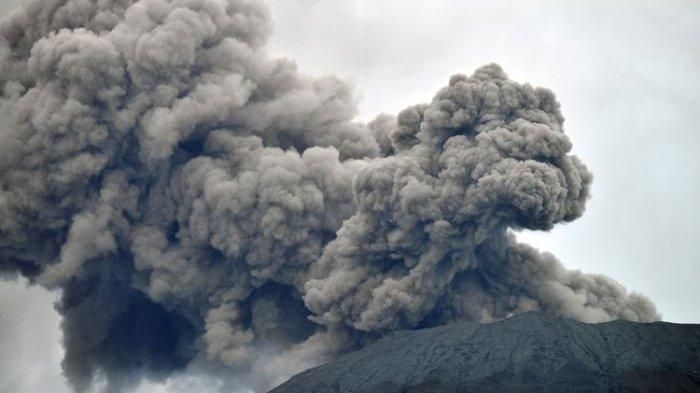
[0,0,658,391]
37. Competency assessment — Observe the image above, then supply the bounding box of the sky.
[0,0,698,392]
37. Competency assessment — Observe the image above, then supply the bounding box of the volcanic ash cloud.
[0,0,658,391]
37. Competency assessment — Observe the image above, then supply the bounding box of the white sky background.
[0,0,698,392]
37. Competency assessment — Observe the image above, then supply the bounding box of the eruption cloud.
[0,0,658,391]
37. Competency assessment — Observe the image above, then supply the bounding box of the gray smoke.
[0,0,658,391]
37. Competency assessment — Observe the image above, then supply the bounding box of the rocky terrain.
[271,312,700,392]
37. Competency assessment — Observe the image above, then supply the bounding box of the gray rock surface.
[270,312,700,392]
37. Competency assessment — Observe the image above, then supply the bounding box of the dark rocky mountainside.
[270,312,700,393]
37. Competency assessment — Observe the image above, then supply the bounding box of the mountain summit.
[271,312,700,392]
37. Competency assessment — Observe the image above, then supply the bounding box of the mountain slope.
[270,312,700,393]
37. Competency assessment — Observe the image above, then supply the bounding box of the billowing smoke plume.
[0,0,658,391]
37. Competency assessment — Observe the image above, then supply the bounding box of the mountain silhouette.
[271,312,700,393]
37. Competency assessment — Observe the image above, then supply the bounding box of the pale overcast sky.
[1,1,698,392]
